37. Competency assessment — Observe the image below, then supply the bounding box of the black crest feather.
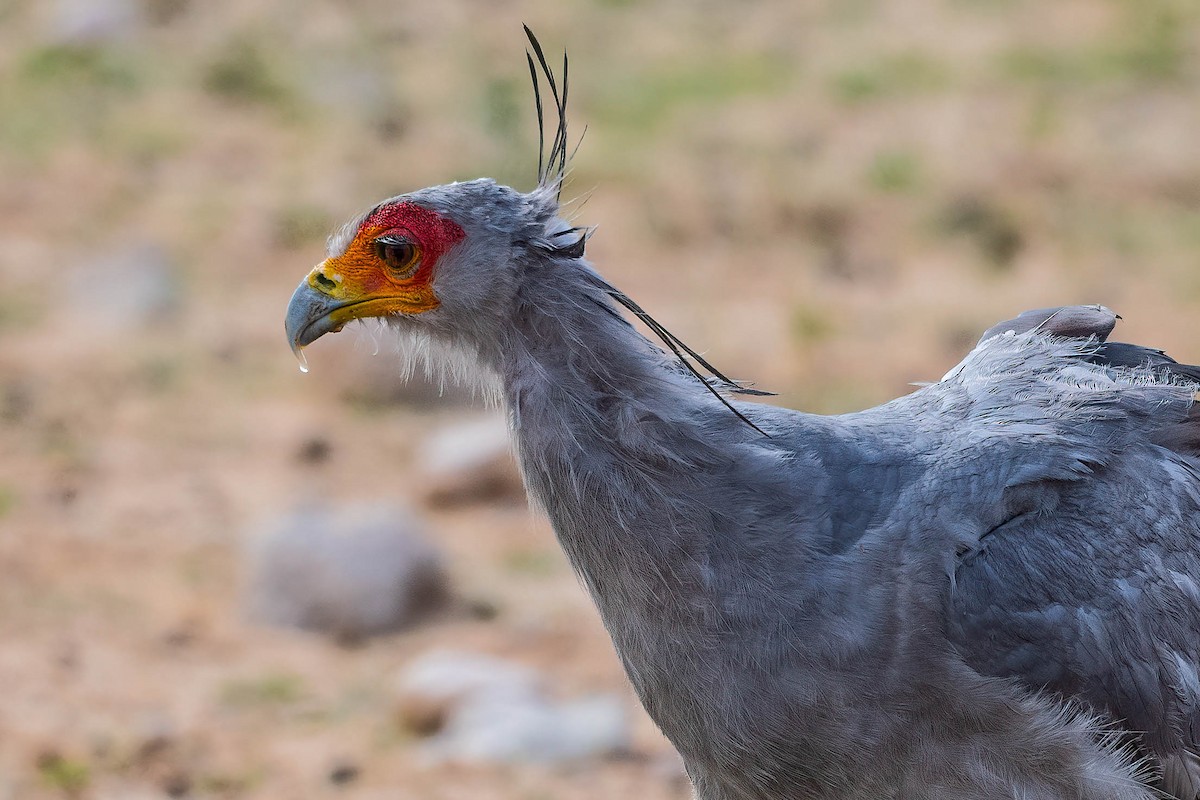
[523,27,772,437]
[524,25,570,199]
[605,290,774,437]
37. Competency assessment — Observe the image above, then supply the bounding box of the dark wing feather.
[977,305,1119,345]
[1091,341,1200,459]
[1097,341,1200,384]
[978,304,1200,385]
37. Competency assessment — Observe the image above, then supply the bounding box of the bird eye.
[373,236,420,278]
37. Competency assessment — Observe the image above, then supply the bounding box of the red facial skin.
[305,202,466,323]
[355,201,467,293]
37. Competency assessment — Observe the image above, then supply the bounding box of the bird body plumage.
[284,34,1200,800]
[474,201,1198,798]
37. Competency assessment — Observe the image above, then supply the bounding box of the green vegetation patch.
[792,305,835,345]
[203,39,293,109]
[220,672,306,707]
[867,150,922,193]
[503,547,560,577]
[593,52,791,134]
[37,752,90,795]
[832,52,951,104]
[1,43,147,157]
[0,485,16,519]
[998,2,1192,87]
[20,43,140,91]
[936,196,1024,270]
[273,203,336,250]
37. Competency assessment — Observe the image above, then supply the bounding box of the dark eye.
[373,236,420,278]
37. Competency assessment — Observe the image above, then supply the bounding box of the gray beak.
[285,278,347,365]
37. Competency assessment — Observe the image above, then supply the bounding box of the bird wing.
[933,307,1200,797]
[978,304,1200,408]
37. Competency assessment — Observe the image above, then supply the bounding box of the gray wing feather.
[941,307,1200,798]
[1164,752,1200,800]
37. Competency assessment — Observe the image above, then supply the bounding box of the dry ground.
[1,0,1198,797]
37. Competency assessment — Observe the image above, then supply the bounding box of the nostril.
[314,272,337,291]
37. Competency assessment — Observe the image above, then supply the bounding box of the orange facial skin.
[301,201,466,333]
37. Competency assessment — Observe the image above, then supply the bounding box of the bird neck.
[494,258,748,621]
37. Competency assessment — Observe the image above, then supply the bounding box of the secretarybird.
[286,29,1200,800]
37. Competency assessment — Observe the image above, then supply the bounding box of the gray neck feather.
[493,255,738,611]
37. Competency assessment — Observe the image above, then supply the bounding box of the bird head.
[284,179,564,364]
[286,27,587,379]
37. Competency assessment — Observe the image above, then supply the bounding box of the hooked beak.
[285,263,350,363]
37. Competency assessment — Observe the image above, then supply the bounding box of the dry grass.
[1,0,1198,797]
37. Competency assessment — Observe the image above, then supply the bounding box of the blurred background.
[1,0,1197,797]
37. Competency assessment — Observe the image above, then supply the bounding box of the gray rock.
[418,415,525,507]
[245,504,447,641]
[431,692,630,764]
[394,649,542,733]
[394,650,631,764]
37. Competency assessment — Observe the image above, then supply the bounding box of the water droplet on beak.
[292,343,309,374]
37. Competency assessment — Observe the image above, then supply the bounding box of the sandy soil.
[1,0,1198,797]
